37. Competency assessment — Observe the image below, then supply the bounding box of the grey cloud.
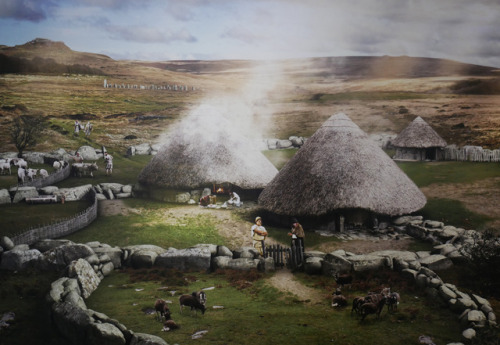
[106,25,197,44]
[0,0,57,22]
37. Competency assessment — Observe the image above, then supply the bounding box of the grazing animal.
[179,294,206,315]
[26,168,38,181]
[331,293,348,307]
[53,161,64,170]
[351,296,366,314]
[360,295,387,321]
[192,291,207,306]
[162,319,180,332]
[334,272,353,288]
[386,292,400,312]
[15,158,28,169]
[0,161,11,175]
[17,167,26,184]
[39,169,49,178]
[72,162,98,177]
[154,299,171,321]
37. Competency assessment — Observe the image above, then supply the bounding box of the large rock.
[321,253,352,275]
[130,333,167,345]
[212,256,232,270]
[67,259,101,299]
[0,189,11,204]
[100,183,124,195]
[32,239,75,253]
[54,185,93,201]
[348,254,389,272]
[51,302,93,345]
[10,186,38,203]
[227,258,260,270]
[41,244,96,270]
[76,145,99,161]
[0,236,15,250]
[131,250,158,268]
[22,151,46,164]
[155,247,211,271]
[88,322,126,345]
[0,248,42,270]
[92,246,123,269]
[419,254,453,271]
[134,143,152,155]
[304,256,323,274]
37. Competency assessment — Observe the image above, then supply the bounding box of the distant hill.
[1,38,499,80]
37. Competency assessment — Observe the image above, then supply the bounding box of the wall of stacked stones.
[0,216,497,345]
[103,79,195,92]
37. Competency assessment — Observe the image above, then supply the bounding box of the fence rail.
[444,147,500,162]
[11,189,98,246]
[265,243,304,271]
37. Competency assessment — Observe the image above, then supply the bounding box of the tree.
[9,115,47,158]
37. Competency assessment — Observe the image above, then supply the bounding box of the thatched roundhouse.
[138,105,278,201]
[391,116,447,161]
[258,113,426,229]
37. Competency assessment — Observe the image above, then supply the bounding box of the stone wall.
[0,216,497,344]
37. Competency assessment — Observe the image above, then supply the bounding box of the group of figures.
[74,120,93,137]
[250,216,305,256]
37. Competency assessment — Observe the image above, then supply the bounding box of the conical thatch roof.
[258,113,426,216]
[391,116,447,148]
[138,105,278,189]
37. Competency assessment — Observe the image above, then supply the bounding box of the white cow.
[18,167,26,184]
[27,168,38,181]
[39,169,49,178]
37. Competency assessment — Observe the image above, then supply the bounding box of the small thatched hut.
[258,113,426,229]
[391,116,447,161]
[137,105,278,201]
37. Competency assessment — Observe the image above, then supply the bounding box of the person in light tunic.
[251,216,267,256]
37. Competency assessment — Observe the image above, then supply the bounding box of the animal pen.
[265,243,304,271]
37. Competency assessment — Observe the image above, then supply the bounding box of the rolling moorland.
[1,38,500,345]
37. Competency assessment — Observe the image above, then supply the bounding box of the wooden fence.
[444,146,500,162]
[11,189,98,246]
[265,243,304,271]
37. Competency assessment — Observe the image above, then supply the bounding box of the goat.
[334,272,353,288]
[17,167,26,184]
[162,319,180,332]
[179,294,206,315]
[351,296,366,315]
[386,292,400,312]
[39,169,49,178]
[26,168,38,181]
[154,299,171,321]
[192,291,207,306]
[360,295,387,321]
[331,293,348,308]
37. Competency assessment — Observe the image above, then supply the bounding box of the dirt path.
[267,270,326,304]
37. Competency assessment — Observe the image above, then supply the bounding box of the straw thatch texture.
[138,106,278,189]
[391,116,447,148]
[258,113,426,216]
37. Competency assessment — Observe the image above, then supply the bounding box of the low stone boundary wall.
[13,162,71,189]
[0,216,497,344]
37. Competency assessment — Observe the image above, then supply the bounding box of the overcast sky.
[1,0,499,67]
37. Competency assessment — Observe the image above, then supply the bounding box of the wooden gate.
[265,243,304,271]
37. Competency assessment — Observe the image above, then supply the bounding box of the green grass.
[64,199,228,248]
[397,161,500,188]
[82,268,465,345]
[262,149,297,170]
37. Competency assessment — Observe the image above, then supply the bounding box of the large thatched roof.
[391,116,447,148]
[258,113,426,217]
[138,105,278,189]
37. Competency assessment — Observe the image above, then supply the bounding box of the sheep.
[154,299,171,321]
[15,158,28,169]
[334,272,353,288]
[0,161,11,175]
[26,168,38,181]
[17,167,26,184]
[72,162,98,177]
[39,169,49,178]
[162,319,180,332]
[386,292,400,312]
[360,295,387,321]
[53,161,64,170]
[351,296,366,314]
[179,294,206,315]
[331,293,348,308]
[192,291,207,306]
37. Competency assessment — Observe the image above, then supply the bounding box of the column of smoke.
[159,62,283,147]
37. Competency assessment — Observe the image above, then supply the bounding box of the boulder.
[126,146,136,156]
[67,259,101,299]
[88,322,126,345]
[321,253,352,275]
[92,246,123,269]
[10,186,38,203]
[130,333,167,345]
[175,192,191,203]
[212,256,232,270]
[155,247,211,271]
[227,258,260,270]
[41,244,96,270]
[0,248,42,270]
[462,328,476,341]
[32,239,75,253]
[348,254,389,272]
[55,185,93,201]
[277,139,293,149]
[134,143,152,155]
[51,302,93,345]
[100,183,123,194]
[115,193,131,199]
[423,220,444,229]
[0,189,11,204]
[0,236,15,250]
[216,245,233,257]
[39,186,59,195]
[393,215,423,226]
[130,250,158,268]
[289,136,305,147]
[304,256,323,274]
[22,151,46,164]
[419,254,453,271]
[76,145,99,161]
[439,284,457,301]
[233,247,259,259]
[122,185,133,193]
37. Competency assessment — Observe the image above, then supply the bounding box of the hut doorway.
[425,148,436,160]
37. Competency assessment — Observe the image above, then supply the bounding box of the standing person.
[74,120,81,134]
[251,216,268,256]
[104,152,113,176]
[85,121,93,137]
[288,218,305,252]
[227,191,241,207]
